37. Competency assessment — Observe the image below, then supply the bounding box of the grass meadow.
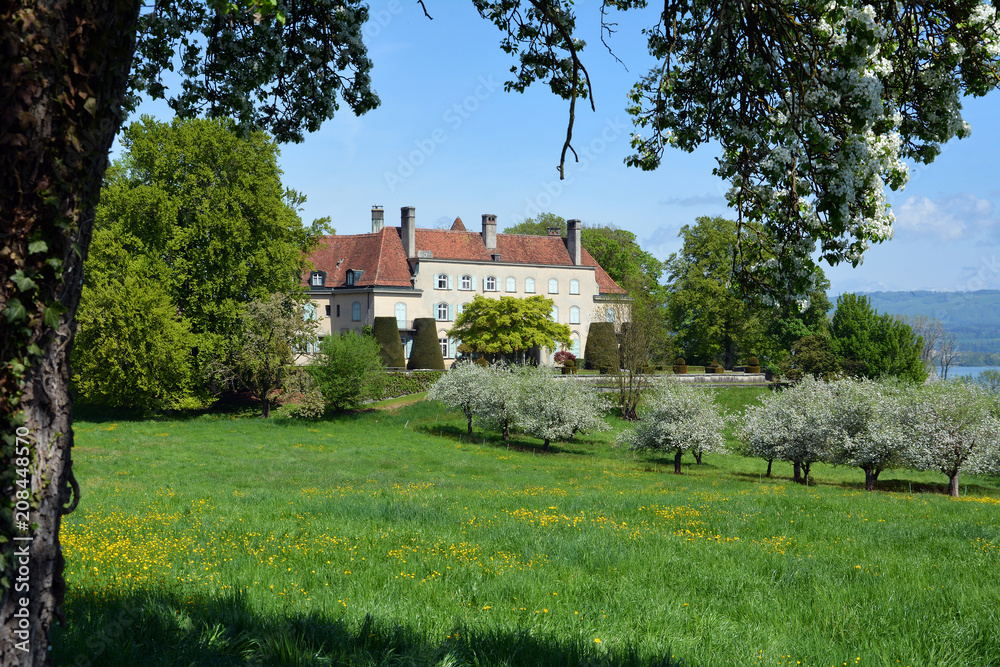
[55,387,1000,666]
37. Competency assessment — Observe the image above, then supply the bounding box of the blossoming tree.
[619,380,726,473]
[513,366,609,451]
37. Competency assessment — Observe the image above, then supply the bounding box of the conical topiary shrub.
[373,316,405,368]
[584,322,619,372]
[407,318,445,370]
[673,356,688,374]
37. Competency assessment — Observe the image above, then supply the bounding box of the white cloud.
[657,193,727,207]
[894,193,996,241]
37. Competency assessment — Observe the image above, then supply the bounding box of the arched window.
[395,302,407,329]
[551,305,559,322]
[439,331,450,358]
[437,303,449,321]
[548,278,558,294]
[571,332,581,356]
[351,301,361,321]
[525,277,535,293]
[485,276,497,291]
[461,275,472,290]
[569,306,580,324]
[304,303,317,320]
[605,307,615,323]
[569,279,580,295]
[436,274,449,289]
[505,276,516,292]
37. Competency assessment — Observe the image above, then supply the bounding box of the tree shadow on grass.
[53,588,688,667]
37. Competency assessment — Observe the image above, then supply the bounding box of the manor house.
[302,206,626,364]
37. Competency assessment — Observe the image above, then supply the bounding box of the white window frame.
[606,307,616,323]
[569,306,580,324]
[310,272,324,287]
[548,278,558,294]
[505,277,516,292]
[437,302,449,321]
[351,301,361,322]
[525,277,535,293]
[551,305,559,322]
[395,302,406,329]
[569,279,580,295]
[436,274,449,289]
[460,275,472,290]
[485,276,497,292]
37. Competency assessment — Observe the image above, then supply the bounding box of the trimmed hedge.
[373,316,406,368]
[673,356,688,374]
[407,318,445,370]
[377,370,444,400]
[584,322,619,372]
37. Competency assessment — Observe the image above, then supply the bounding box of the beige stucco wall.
[305,259,620,364]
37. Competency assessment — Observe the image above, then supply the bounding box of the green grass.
[55,390,1000,666]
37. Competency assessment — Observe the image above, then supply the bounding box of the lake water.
[946,366,999,379]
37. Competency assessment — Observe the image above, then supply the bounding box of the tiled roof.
[303,228,412,288]
[304,226,626,294]
[450,217,466,231]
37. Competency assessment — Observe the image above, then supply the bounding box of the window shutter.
[449,339,456,358]
[483,277,488,291]
[448,304,455,321]
[448,275,454,289]
[471,276,477,291]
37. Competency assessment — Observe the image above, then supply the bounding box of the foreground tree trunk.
[693,449,703,465]
[0,2,139,664]
[793,461,802,484]
[765,458,773,478]
[673,448,683,474]
[466,413,473,436]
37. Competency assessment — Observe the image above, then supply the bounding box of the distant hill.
[853,290,1000,366]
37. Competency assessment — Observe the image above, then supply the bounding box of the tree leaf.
[28,240,48,254]
[3,299,27,323]
[11,270,37,292]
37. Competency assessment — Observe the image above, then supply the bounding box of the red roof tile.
[450,217,467,231]
[303,228,412,288]
[304,226,625,294]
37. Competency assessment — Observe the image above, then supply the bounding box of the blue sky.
[126,2,1000,295]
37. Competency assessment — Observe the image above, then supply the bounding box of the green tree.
[72,230,201,411]
[503,212,567,237]
[448,295,571,363]
[207,292,316,418]
[583,322,618,373]
[96,116,318,356]
[309,333,386,412]
[829,294,927,383]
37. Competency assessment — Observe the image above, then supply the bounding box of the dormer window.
[345,269,364,287]
[310,271,325,287]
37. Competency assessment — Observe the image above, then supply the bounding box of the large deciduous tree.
[829,293,927,382]
[476,1,1000,294]
[513,365,608,450]
[448,294,571,363]
[1,1,377,661]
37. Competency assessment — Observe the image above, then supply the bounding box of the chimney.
[482,214,497,250]
[567,219,582,265]
[371,205,384,233]
[547,226,560,236]
[401,206,416,258]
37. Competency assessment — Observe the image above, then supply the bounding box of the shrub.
[673,356,688,374]
[747,355,761,373]
[309,332,386,411]
[585,322,619,372]
[407,318,445,370]
[379,371,443,399]
[427,363,488,435]
[554,350,577,365]
[475,358,489,367]
[373,317,406,368]
[276,368,325,419]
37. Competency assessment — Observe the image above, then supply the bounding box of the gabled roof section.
[304,228,412,288]
[414,228,493,261]
[450,217,467,231]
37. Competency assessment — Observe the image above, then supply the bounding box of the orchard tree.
[904,381,1000,497]
[514,365,608,450]
[619,380,726,474]
[427,362,489,436]
[475,363,521,441]
[828,378,908,491]
[207,292,317,418]
[448,295,571,363]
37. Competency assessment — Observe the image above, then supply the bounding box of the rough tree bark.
[0,1,139,665]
